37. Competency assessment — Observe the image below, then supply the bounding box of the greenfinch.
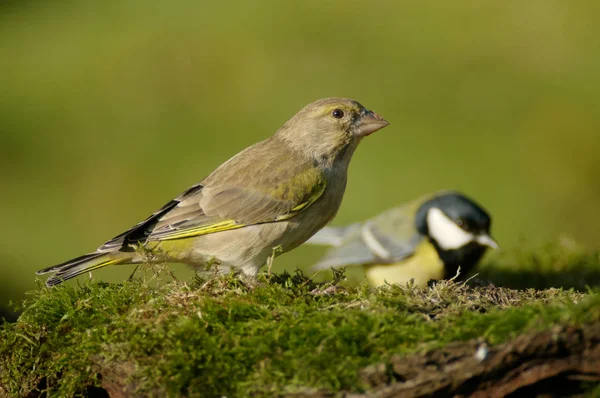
[308,191,497,287]
[37,98,389,286]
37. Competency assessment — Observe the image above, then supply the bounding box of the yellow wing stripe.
[155,220,246,241]
[274,178,327,221]
[82,258,124,273]
[157,179,327,241]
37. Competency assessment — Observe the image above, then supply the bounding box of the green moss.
[1,267,598,397]
[480,238,600,290]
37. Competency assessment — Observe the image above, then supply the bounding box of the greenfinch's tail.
[36,252,130,287]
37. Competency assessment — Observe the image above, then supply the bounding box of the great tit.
[307,191,498,287]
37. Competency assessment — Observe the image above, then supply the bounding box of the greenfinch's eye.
[332,109,344,119]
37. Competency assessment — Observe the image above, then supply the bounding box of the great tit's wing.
[311,225,423,270]
[311,197,428,270]
[359,220,423,261]
[305,224,362,247]
[355,199,424,260]
[310,238,381,270]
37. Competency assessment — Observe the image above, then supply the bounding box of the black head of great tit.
[413,192,498,280]
[307,191,498,287]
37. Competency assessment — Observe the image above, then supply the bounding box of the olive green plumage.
[308,191,498,287]
[37,98,389,286]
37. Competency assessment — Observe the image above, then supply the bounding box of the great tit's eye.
[456,219,465,228]
[332,109,344,119]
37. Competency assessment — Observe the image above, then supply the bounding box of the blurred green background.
[1,1,599,306]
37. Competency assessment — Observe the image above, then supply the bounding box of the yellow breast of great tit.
[364,239,445,287]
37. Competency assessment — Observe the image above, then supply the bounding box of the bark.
[348,323,600,398]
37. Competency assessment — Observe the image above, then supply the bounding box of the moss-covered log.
[0,270,598,397]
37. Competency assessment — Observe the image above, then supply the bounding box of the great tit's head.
[415,192,498,252]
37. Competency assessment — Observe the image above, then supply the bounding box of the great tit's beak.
[356,110,389,137]
[476,234,499,250]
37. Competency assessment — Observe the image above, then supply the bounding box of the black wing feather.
[97,184,204,252]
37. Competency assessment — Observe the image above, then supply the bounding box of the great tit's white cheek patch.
[427,208,474,250]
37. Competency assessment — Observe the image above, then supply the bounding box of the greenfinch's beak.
[356,111,389,137]
[476,234,499,250]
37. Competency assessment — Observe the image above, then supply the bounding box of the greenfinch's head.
[276,98,389,160]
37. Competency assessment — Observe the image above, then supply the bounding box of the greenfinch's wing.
[99,175,325,250]
[97,184,205,251]
[98,146,325,253]
[147,157,326,241]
